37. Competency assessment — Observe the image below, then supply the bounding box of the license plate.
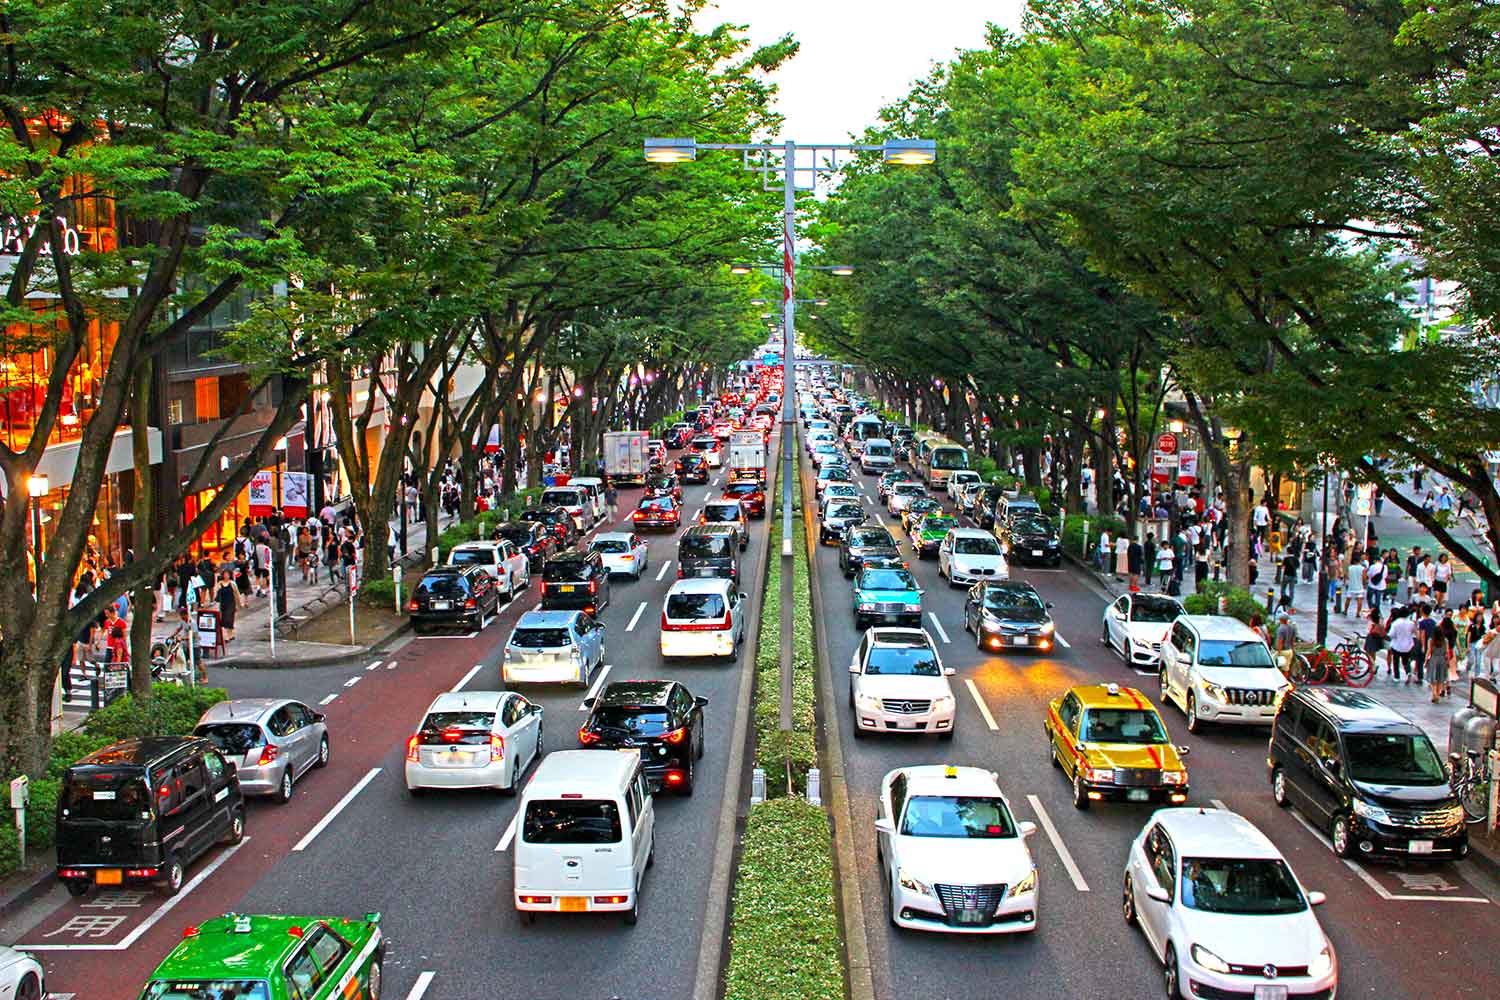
[1127,789,1150,802]
[440,750,472,765]
[952,910,988,925]
[95,869,123,885]
[558,584,575,592]
[1014,635,1029,646]
[431,600,451,610]
[1031,549,1044,557]
[1410,840,1434,854]
[559,897,589,913]
[1253,987,1287,1000]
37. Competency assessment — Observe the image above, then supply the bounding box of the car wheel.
[1101,623,1110,646]
[1048,729,1061,769]
[276,768,294,804]
[623,895,639,926]
[646,837,656,869]
[1163,943,1182,999]
[680,756,695,796]
[695,727,705,760]
[1159,668,1171,704]
[65,880,90,898]
[15,974,41,1000]
[407,785,425,797]
[367,959,383,1000]
[1122,874,1138,926]
[1185,694,1202,734]
[886,868,900,928]
[1072,772,1090,811]
[161,855,185,896]
[315,735,331,769]
[1272,767,1291,808]
[223,808,246,845]
[1331,813,1356,858]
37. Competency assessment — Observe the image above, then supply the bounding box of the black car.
[644,473,683,503]
[962,580,1056,652]
[676,452,710,484]
[579,680,708,795]
[56,736,245,897]
[492,520,554,573]
[839,524,900,577]
[518,505,578,547]
[541,549,612,615]
[677,525,740,581]
[408,565,501,634]
[1268,687,1467,861]
[999,511,1062,567]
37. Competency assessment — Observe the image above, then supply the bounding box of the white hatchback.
[404,690,544,795]
[659,578,747,660]
[591,531,649,579]
[446,540,531,599]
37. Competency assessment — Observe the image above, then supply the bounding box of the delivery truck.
[602,430,649,486]
[728,430,767,483]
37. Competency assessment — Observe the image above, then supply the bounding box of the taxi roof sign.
[1106,683,1120,696]
[944,766,958,779]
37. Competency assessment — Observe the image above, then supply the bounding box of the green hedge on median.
[1062,513,1127,560]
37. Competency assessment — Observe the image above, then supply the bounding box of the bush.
[435,520,477,553]
[1183,581,1267,624]
[358,576,396,609]
[83,684,230,743]
[1061,513,1127,560]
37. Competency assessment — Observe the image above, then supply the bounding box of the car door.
[631,770,654,882]
[504,695,540,772]
[1298,715,1345,825]
[1054,693,1082,778]
[964,583,981,632]
[290,703,324,775]
[200,749,235,827]
[1137,825,1176,953]
[938,533,953,572]
[726,588,743,643]
[1107,596,1130,651]
[274,704,311,775]
[879,772,908,879]
[584,614,606,667]
[172,754,217,861]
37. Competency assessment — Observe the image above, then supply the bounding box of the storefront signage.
[1151,450,1175,485]
[247,470,275,516]
[1177,450,1198,485]
[1155,432,1178,456]
[1,214,84,256]
[195,609,220,651]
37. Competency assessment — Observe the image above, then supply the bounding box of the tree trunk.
[129,363,156,699]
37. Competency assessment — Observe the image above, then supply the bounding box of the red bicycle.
[1290,635,1375,687]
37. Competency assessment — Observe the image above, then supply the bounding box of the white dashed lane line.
[365,658,383,671]
[1025,795,1090,892]
[626,601,648,632]
[405,972,437,1000]
[343,676,361,688]
[318,693,338,706]
[1054,633,1071,649]
[580,663,614,711]
[964,679,998,730]
[453,662,485,691]
[494,812,520,852]
[293,768,382,852]
[926,612,951,644]
[656,560,673,581]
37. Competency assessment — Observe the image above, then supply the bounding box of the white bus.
[913,433,970,488]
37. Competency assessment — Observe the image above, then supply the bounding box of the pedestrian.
[1142,532,1157,585]
[324,531,340,585]
[1425,607,1450,702]
[1440,609,1460,696]
[1127,536,1143,591]
[1096,529,1111,572]
[1433,553,1453,607]
[1384,549,1401,610]
[1417,554,1436,596]
[296,526,315,584]
[1414,605,1438,686]
[1114,534,1129,579]
[1252,497,1271,542]
[1405,546,1422,601]
[1274,613,1298,653]
[215,569,239,642]
[1154,540,1174,589]
[1387,607,1416,680]
[387,523,398,566]
[1280,550,1300,609]
[606,482,619,523]
[1194,535,1210,589]
[1300,540,1317,583]
[1363,609,1386,667]
[1365,555,1387,616]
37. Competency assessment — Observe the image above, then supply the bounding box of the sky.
[698,0,1027,143]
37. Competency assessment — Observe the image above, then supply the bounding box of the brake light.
[490,733,505,762]
[664,771,685,786]
[406,735,420,761]
[588,580,597,593]
[441,728,464,743]
[578,727,600,746]
[407,599,419,611]
[593,895,629,905]
[664,727,688,745]
[520,895,554,904]
[126,867,157,878]
[464,597,477,609]
[257,743,279,766]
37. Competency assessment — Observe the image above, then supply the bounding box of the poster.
[281,471,310,519]
[247,470,274,516]
[1151,450,1175,485]
[195,609,220,651]
[1176,450,1198,485]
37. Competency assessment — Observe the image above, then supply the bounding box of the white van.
[514,750,655,926]
[568,476,609,522]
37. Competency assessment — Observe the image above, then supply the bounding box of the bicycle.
[1449,749,1493,824]
[1291,635,1375,687]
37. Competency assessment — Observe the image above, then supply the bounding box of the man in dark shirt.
[1415,605,1438,683]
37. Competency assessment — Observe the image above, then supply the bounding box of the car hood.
[858,674,953,699]
[1082,742,1185,772]
[1013,531,1059,545]
[1122,621,1172,644]
[983,607,1049,626]
[951,553,1005,569]
[918,527,954,540]
[1197,665,1289,691]
[1352,780,1458,810]
[896,835,1033,887]
[855,588,921,604]
[1184,908,1327,970]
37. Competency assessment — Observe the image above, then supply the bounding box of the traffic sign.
[1156,432,1178,455]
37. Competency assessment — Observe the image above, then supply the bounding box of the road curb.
[0,866,55,919]
[799,448,876,1000]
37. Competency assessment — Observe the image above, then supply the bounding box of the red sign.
[1156,432,1178,456]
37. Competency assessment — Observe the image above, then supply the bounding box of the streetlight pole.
[1316,466,1330,645]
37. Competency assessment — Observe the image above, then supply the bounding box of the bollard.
[431,546,439,566]
[750,767,767,805]
[806,767,822,806]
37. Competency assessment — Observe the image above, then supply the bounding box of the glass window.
[1150,829,1176,899]
[666,592,726,620]
[679,535,731,558]
[1131,597,1183,623]
[858,569,917,592]
[306,925,350,977]
[283,946,322,1000]
[419,712,496,746]
[267,709,294,738]
[61,770,150,821]
[448,549,496,566]
[523,799,622,844]
[1197,639,1276,667]
[591,538,628,553]
[195,723,265,755]
[510,628,573,648]
[930,448,969,470]
[543,561,590,582]
[202,752,226,783]
[888,773,908,822]
[141,981,271,1000]
[954,535,1000,555]
[864,644,940,676]
[1180,858,1306,915]
[415,574,468,598]
[983,587,1045,613]
[589,707,671,735]
[1344,732,1447,785]
[899,796,1015,838]
[1081,709,1168,744]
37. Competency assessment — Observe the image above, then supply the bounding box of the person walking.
[1387,608,1416,680]
[1096,529,1111,572]
[605,482,619,524]
[296,526,315,584]
[1433,553,1453,607]
[1363,609,1386,670]
[1274,613,1298,653]
[1114,534,1129,579]
[1279,550,1299,610]
[1405,546,1422,602]
[1440,609,1460,697]
[1384,548,1400,610]
[1127,535,1144,592]
[1414,605,1438,686]
[1365,555,1387,616]
[215,569,239,643]
[1424,607,1451,702]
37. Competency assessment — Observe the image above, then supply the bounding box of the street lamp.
[27,473,48,570]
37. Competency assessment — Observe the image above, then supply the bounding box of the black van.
[57,736,246,897]
[1267,687,1467,861]
[541,549,612,615]
[678,525,740,581]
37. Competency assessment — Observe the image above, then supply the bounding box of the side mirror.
[312,712,326,723]
[1018,821,1038,839]
[739,593,748,601]
[917,588,926,596]
[874,818,895,835]
[849,662,861,674]
[1145,885,1171,904]
[1176,745,1191,757]
[1307,891,1327,906]
[695,696,709,708]
[1046,601,1055,610]
[582,697,596,708]
[943,667,956,677]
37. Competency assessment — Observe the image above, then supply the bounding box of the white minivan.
[514,750,655,926]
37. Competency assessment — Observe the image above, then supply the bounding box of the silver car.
[194,698,330,803]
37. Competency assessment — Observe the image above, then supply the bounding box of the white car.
[805,429,836,455]
[875,765,1039,933]
[0,947,43,1000]
[446,539,531,598]
[404,690,544,795]
[945,469,983,502]
[1102,593,1185,668]
[1124,808,1336,1000]
[848,628,956,739]
[568,475,610,521]
[541,485,595,532]
[886,481,927,514]
[659,578,747,660]
[591,531,649,579]
[1159,615,1289,733]
[821,483,862,506]
[937,528,1008,586]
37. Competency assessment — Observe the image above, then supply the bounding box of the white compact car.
[1124,808,1336,1000]
[591,531,650,579]
[447,539,531,598]
[1102,593,1185,668]
[540,485,596,531]
[567,476,610,521]
[848,628,957,739]
[945,469,983,502]
[0,947,43,1000]
[875,765,1039,933]
[937,528,1008,586]
[659,578,747,660]
[405,690,544,795]
[1159,615,1289,733]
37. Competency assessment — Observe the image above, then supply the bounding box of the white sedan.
[591,531,649,579]
[0,947,43,1000]
[1102,593,1184,668]
[875,765,1039,933]
[404,690,544,795]
[945,469,982,502]
[1124,808,1337,1000]
[938,528,1008,586]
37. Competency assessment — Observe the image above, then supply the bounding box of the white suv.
[1158,615,1288,733]
[446,540,530,599]
[847,628,957,739]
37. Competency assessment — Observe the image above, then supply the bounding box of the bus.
[913,433,970,488]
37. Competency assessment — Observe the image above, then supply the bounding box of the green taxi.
[138,913,384,1000]
[852,565,925,629]
[911,514,958,559]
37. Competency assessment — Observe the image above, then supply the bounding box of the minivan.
[514,750,655,925]
[1268,686,1467,861]
[541,550,612,615]
[677,525,741,580]
[540,486,595,532]
[57,736,245,897]
[993,492,1042,529]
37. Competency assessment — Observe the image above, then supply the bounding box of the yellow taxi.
[1044,683,1189,810]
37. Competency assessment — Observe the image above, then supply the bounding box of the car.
[711,421,734,440]
[567,476,610,521]
[811,442,840,467]
[540,549,612,615]
[963,580,1056,652]
[974,484,1006,528]
[632,494,681,532]
[579,680,708,794]
[405,689,543,795]
[1102,593,1186,668]
[492,520,555,573]
[677,524,741,580]
[875,765,1039,933]
[518,505,578,546]
[805,429,836,455]
[659,578,747,660]
[814,462,853,498]
[1158,615,1289,733]
[503,609,606,687]
[821,482,862,507]
[819,498,868,544]
[852,564,924,629]
[1268,686,1467,860]
[194,698,331,803]
[898,497,943,532]
[956,480,987,516]
[720,479,766,518]
[876,470,907,503]
[1045,683,1190,810]
[690,435,723,467]
[847,627,956,739]
[839,524,900,577]
[591,531,650,578]
[859,438,895,473]
[909,514,958,558]
[644,472,684,503]
[699,499,749,550]
[446,539,531,599]
[938,527,1008,584]
[676,452,710,484]
[0,947,43,1000]
[135,912,385,1000]
[887,480,927,514]
[998,510,1062,567]
[407,565,501,634]
[944,469,983,502]
[1123,808,1337,1000]
[541,485,596,532]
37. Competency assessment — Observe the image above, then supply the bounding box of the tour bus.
[846,413,885,448]
[913,433,971,489]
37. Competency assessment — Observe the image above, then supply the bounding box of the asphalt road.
[14,449,770,1000]
[805,437,1500,1000]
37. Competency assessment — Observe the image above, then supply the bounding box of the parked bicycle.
[1290,635,1375,687]
[1450,748,1493,824]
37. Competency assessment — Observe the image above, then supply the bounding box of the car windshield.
[496,526,534,545]
[141,981,272,1000]
[590,706,670,736]
[523,800,622,845]
[850,528,895,547]
[900,796,1015,838]
[541,490,581,507]
[667,592,726,620]
[511,628,573,648]
[641,497,676,511]
[859,569,918,592]
[422,711,496,731]
[543,562,590,582]
[865,644,940,676]
[704,504,739,521]
[921,517,956,533]
[955,536,1000,555]
[931,448,969,470]
[1012,514,1051,535]
[448,549,495,565]
[829,504,864,519]
[893,483,924,495]
[1081,708,1169,744]
[1180,858,1306,915]
[592,539,628,554]
[724,484,759,498]
[415,574,467,598]
[814,444,834,453]
[866,444,891,456]
[61,770,152,822]
[194,723,264,754]
[1197,640,1277,668]
[1131,597,1183,623]
[1344,732,1448,785]
[984,588,1044,613]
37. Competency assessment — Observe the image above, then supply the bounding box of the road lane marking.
[343,676,361,688]
[293,768,382,852]
[453,662,485,691]
[581,663,613,710]
[964,679,998,730]
[876,514,886,526]
[387,661,398,669]
[1211,798,1230,811]
[1054,633,1070,649]
[926,612,951,644]
[415,631,479,639]
[495,812,520,852]
[318,693,338,706]
[692,507,703,521]
[366,659,383,671]
[405,972,437,1000]
[1025,795,1090,892]
[1285,807,1488,902]
[656,560,672,581]
[627,601,648,632]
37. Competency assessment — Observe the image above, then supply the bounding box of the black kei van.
[57,736,246,897]
[678,525,740,581]
[1268,687,1467,861]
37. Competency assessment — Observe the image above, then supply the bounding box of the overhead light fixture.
[1167,419,1186,434]
[882,138,937,166]
[829,266,854,276]
[729,264,753,275]
[644,137,697,163]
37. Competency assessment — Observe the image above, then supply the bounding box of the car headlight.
[1190,944,1232,974]
[1039,622,1055,636]
[1086,766,1114,783]
[1352,799,1391,824]
[897,868,933,896]
[1162,770,1188,786]
[1309,940,1335,978]
[857,602,877,611]
[903,603,921,612]
[1009,868,1037,897]
[931,694,955,711]
[1201,680,1225,701]
[857,692,883,711]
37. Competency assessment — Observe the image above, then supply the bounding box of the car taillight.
[633,511,644,519]
[464,597,477,609]
[664,727,688,745]
[593,895,629,905]
[664,771,685,786]
[588,580,597,593]
[257,744,279,766]
[407,599,419,611]
[579,727,600,746]
[490,733,505,762]
[406,735,420,762]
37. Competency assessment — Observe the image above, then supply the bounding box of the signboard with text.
[1156,432,1179,456]
[248,471,275,516]
[1177,450,1198,485]
[281,471,310,519]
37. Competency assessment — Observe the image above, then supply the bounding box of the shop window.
[194,377,220,422]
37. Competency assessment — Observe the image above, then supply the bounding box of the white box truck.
[728,431,767,483]
[603,430,649,486]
